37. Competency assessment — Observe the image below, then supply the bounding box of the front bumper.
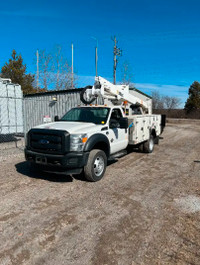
[25,148,89,174]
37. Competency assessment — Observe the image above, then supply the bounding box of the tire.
[143,135,154,153]
[138,143,144,152]
[154,136,159,145]
[84,149,107,182]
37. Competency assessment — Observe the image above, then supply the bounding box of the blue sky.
[0,0,200,107]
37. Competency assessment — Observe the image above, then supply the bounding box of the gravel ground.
[0,121,200,265]
[0,138,24,162]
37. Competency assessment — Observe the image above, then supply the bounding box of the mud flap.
[161,114,166,133]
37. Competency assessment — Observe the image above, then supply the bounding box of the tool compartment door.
[135,117,147,143]
[128,115,151,144]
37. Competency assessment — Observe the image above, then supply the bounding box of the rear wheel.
[154,136,159,145]
[84,149,107,182]
[138,143,144,152]
[143,135,154,153]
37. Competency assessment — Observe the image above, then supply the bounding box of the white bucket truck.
[25,77,165,181]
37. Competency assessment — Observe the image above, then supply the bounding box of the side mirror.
[119,117,128,129]
[54,115,59,121]
[109,119,118,129]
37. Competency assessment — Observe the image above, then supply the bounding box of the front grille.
[28,129,69,154]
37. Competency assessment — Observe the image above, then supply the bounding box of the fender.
[150,128,156,137]
[84,133,110,156]
[149,127,159,144]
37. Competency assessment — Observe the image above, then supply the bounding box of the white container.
[0,79,23,134]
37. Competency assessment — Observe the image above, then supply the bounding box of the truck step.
[109,150,127,160]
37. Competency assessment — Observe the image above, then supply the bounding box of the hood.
[34,121,100,134]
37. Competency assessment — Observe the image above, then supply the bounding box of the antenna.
[71,43,74,88]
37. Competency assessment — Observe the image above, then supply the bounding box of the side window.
[110,109,122,120]
[109,109,122,129]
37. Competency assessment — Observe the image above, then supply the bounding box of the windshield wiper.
[60,120,96,124]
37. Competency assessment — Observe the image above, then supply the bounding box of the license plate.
[36,156,47,164]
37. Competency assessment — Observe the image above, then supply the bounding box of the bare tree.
[120,60,133,85]
[39,50,52,90]
[152,90,164,109]
[38,45,77,90]
[152,91,181,109]
[51,45,72,90]
[163,96,181,109]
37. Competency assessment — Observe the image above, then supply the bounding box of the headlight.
[70,134,88,151]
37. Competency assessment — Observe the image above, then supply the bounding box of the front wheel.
[84,149,107,182]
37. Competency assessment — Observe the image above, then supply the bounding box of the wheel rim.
[149,138,154,151]
[94,156,105,177]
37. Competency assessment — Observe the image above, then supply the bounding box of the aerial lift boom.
[81,76,152,114]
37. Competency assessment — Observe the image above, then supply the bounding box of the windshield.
[60,107,110,125]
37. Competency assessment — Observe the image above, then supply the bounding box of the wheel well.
[92,142,110,158]
[151,129,157,139]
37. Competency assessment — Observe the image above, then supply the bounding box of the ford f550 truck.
[25,77,165,181]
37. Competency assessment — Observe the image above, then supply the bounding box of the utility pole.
[71,43,74,88]
[95,45,98,77]
[91,37,98,77]
[36,50,39,89]
[112,36,122,84]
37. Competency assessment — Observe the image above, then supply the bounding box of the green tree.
[1,50,37,94]
[185,81,200,112]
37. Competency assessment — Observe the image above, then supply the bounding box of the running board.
[109,150,127,160]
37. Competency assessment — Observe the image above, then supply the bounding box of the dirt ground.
[0,121,200,265]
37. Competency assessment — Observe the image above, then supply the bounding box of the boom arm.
[82,76,152,114]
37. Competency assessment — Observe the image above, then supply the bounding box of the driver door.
[108,108,128,154]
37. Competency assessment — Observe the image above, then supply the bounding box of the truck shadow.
[15,161,73,182]
[15,159,118,183]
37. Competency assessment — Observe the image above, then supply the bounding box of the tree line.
[0,46,75,95]
[0,49,200,114]
[121,61,200,113]
[151,82,200,114]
